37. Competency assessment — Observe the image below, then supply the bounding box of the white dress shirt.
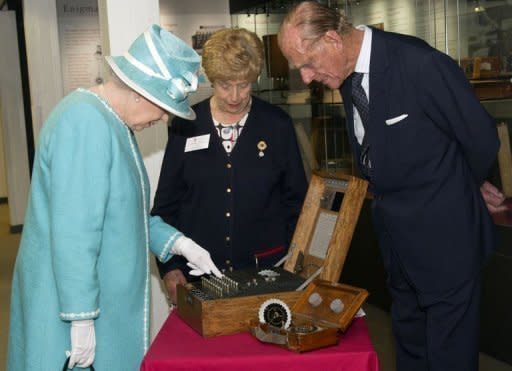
[353,25,372,145]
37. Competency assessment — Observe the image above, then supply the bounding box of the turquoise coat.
[7,89,182,370]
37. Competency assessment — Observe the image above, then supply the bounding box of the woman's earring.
[135,97,141,103]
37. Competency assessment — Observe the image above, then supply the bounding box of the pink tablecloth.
[141,311,380,371]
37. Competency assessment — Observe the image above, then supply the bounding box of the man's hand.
[480,181,507,213]
[163,269,187,305]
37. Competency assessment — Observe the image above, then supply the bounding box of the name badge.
[185,134,210,152]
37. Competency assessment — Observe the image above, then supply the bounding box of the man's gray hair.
[280,1,352,43]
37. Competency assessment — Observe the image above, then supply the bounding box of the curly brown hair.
[202,28,264,83]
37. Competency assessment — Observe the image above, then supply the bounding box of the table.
[141,311,380,371]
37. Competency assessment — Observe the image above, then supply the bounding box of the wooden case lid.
[291,279,368,332]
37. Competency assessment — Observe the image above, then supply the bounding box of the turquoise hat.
[105,24,200,120]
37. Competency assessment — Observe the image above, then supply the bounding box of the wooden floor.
[1,202,511,370]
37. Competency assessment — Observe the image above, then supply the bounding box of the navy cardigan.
[152,96,308,278]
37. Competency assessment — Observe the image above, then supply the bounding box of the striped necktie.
[351,72,371,178]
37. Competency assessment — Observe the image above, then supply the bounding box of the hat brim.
[105,56,196,120]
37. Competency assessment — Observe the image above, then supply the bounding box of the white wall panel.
[0,12,31,227]
[23,0,64,143]
[0,92,8,199]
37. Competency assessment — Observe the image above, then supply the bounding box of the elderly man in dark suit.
[279,2,506,370]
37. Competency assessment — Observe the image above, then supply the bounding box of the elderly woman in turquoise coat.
[7,25,221,371]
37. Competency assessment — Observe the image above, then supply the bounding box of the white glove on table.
[172,236,222,278]
[67,319,95,369]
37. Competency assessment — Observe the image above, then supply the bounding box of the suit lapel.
[368,29,390,145]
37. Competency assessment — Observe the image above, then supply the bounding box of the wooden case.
[250,279,369,352]
[470,79,512,100]
[176,174,368,337]
[176,268,304,337]
[177,287,302,337]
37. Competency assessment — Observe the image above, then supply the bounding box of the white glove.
[171,236,222,278]
[67,320,95,369]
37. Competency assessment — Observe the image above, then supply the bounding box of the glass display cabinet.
[230,0,512,178]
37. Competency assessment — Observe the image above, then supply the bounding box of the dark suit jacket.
[340,28,500,293]
[152,96,307,279]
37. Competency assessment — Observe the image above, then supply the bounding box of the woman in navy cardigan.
[152,28,308,303]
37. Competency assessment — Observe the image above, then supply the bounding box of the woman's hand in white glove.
[67,319,95,369]
[171,236,222,278]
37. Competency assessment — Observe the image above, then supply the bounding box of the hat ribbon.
[124,52,198,102]
[124,52,168,80]
[167,72,198,102]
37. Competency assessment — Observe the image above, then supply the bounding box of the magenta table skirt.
[141,311,380,371]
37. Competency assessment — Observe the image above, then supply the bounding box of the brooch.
[257,140,267,157]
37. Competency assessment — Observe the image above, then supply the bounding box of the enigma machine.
[176,173,369,337]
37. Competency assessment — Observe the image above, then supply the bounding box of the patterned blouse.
[212,112,249,154]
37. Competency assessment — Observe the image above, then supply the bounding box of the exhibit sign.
[57,0,102,94]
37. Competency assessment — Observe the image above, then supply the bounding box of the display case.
[231,0,512,176]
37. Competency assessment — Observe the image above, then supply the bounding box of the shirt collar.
[354,25,372,74]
